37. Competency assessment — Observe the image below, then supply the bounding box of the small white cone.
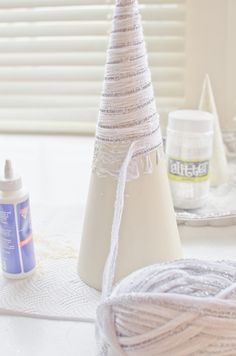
[199,74,228,186]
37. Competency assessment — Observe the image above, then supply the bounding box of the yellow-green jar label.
[168,158,210,182]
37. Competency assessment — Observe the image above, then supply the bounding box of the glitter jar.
[166,110,214,209]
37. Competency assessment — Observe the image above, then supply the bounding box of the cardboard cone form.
[78,0,182,291]
[199,75,228,186]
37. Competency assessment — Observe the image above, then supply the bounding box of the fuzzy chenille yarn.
[97,259,236,355]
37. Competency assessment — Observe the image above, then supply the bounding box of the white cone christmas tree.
[199,75,228,186]
[78,0,182,290]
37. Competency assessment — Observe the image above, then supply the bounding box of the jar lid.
[168,110,214,133]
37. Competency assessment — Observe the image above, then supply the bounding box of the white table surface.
[0,134,235,356]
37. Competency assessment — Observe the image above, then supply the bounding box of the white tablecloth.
[0,134,235,356]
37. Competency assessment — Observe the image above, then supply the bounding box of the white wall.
[185,0,236,129]
[227,0,236,125]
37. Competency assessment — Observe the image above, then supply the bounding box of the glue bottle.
[0,160,36,279]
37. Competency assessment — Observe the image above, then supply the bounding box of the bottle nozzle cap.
[0,160,22,191]
[4,160,14,179]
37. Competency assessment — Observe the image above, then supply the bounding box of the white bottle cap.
[168,110,214,133]
[0,160,22,191]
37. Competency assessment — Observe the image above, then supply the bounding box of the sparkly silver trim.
[100,97,155,115]
[116,0,137,7]
[96,126,160,143]
[104,67,147,81]
[132,142,162,158]
[107,54,146,65]
[98,112,158,129]
[112,24,141,34]
[109,39,144,50]
[113,13,139,21]
[102,82,151,98]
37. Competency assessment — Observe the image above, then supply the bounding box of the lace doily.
[0,205,100,322]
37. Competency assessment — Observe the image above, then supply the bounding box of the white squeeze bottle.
[0,160,36,279]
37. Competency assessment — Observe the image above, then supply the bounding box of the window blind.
[0,0,186,134]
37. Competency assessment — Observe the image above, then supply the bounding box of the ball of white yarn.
[97,259,236,355]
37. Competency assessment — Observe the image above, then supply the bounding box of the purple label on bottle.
[0,204,22,274]
[17,199,36,273]
[0,199,35,275]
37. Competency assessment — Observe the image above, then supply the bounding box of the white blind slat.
[0,37,184,53]
[0,0,185,8]
[0,106,184,121]
[0,95,184,108]
[0,108,98,122]
[0,5,185,22]
[0,67,184,82]
[0,103,185,131]
[0,0,186,134]
[0,82,184,97]
[0,52,185,67]
[0,21,185,37]
[0,118,96,135]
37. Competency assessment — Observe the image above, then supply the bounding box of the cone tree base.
[78,150,182,291]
